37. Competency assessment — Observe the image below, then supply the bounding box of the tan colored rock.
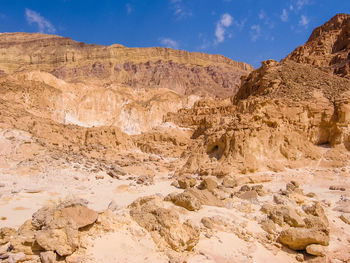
[7,252,26,263]
[306,244,327,256]
[10,220,43,255]
[31,202,98,257]
[260,219,277,234]
[35,223,79,257]
[261,204,305,227]
[65,254,84,263]
[40,251,56,263]
[198,178,218,191]
[60,206,98,229]
[177,176,197,189]
[278,227,329,250]
[129,196,200,252]
[302,203,329,227]
[238,190,258,201]
[285,14,350,80]
[0,227,16,245]
[340,214,350,224]
[222,177,237,188]
[166,191,202,211]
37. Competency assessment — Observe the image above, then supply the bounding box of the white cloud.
[280,9,288,22]
[296,0,310,10]
[170,0,192,19]
[299,15,309,27]
[25,8,56,33]
[215,13,233,43]
[160,38,179,49]
[258,10,265,20]
[250,24,261,42]
[126,3,133,14]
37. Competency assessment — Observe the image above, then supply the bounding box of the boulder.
[40,251,56,263]
[166,192,201,211]
[278,227,329,250]
[198,178,218,191]
[129,196,200,252]
[222,177,237,188]
[31,201,97,257]
[0,227,16,245]
[261,204,305,227]
[166,189,223,211]
[239,190,258,201]
[306,244,327,256]
[177,176,197,189]
[7,252,26,263]
[60,206,98,229]
[35,222,79,257]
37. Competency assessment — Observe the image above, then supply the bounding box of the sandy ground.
[1,128,350,262]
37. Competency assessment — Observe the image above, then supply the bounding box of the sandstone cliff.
[285,13,350,79]
[0,33,253,98]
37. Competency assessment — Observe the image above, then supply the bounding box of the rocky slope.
[285,13,350,79]
[0,33,252,134]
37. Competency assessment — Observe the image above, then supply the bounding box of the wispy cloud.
[25,8,56,33]
[170,0,192,19]
[296,0,310,10]
[280,9,288,22]
[160,37,179,49]
[250,24,261,42]
[258,9,274,29]
[290,0,311,12]
[126,3,133,14]
[215,13,233,43]
[299,15,309,27]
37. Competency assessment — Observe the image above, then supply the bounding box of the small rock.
[136,175,154,185]
[329,186,346,191]
[306,192,316,198]
[166,192,202,211]
[65,254,84,263]
[239,185,251,192]
[306,244,327,256]
[0,243,11,255]
[340,214,350,225]
[0,183,5,188]
[24,188,44,193]
[239,190,258,201]
[95,175,104,180]
[7,252,26,263]
[178,177,196,189]
[198,178,218,191]
[222,177,237,188]
[40,251,56,263]
[295,253,304,262]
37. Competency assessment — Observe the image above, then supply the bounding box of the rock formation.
[0,13,350,263]
[285,13,350,79]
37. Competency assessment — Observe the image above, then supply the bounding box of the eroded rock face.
[0,33,253,98]
[170,60,350,175]
[129,196,200,252]
[285,14,350,79]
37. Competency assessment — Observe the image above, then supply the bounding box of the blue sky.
[0,0,349,67]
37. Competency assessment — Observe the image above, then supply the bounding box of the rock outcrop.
[285,13,350,79]
[0,32,253,98]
